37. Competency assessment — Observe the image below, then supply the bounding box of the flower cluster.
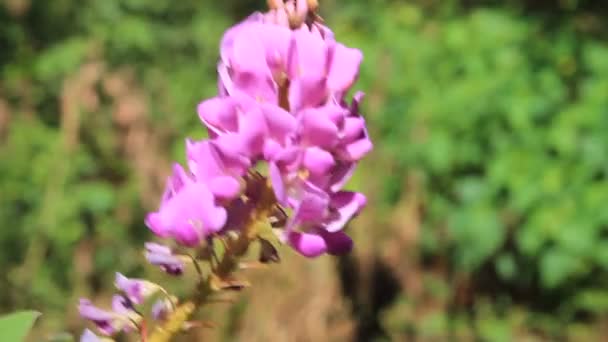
[79,1,370,340]
[150,3,371,256]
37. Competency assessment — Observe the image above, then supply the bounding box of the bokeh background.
[2,0,608,340]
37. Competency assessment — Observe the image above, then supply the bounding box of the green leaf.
[0,311,41,341]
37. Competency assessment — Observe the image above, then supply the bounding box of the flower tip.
[80,329,101,342]
[287,231,328,257]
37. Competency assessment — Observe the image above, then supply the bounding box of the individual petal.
[312,22,335,41]
[260,103,296,142]
[208,175,242,200]
[327,43,363,93]
[220,12,265,64]
[286,231,327,257]
[111,295,134,316]
[275,7,289,26]
[289,181,330,224]
[257,24,292,72]
[269,162,287,204]
[238,107,268,157]
[231,70,278,103]
[175,182,227,235]
[115,273,159,305]
[325,191,367,232]
[186,139,224,180]
[328,162,356,192]
[151,297,174,321]
[263,139,284,161]
[319,230,353,255]
[341,116,366,142]
[273,145,301,171]
[212,135,253,173]
[288,27,327,79]
[159,164,192,205]
[218,62,232,96]
[231,31,269,75]
[148,181,227,246]
[78,299,119,336]
[350,91,365,113]
[338,137,373,161]
[295,0,308,19]
[187,139,250,180]
[303,146,335,175]
[288,74,327,111]
[172,220,202,246]
[144,242,184,276]
[197,97,239,135]
[299,107,339,148]
[145,212,171,238]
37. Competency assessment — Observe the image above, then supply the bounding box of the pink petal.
[288,27,327,79]
[320,230,353,255]
[329,162,356,192]
[208,176,241,200]
[269,162,287,204]
[197,97,239,135]
[261,103,296,141]
[325,191,367,232]
[289,74,327,111]
[339,138,373,161]
[341,117,366,142]
[239,107,268,156]
[231,71,277,103]
[299,108,339,148]
[303,146,335,175]
[145,212,170,238]
[287,231,327,257]
[327,44,363,92]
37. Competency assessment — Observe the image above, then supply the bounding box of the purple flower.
[286,228,353,257]
[115,273,158,305]
[151,297,174,321]
[145,168,227,246]
[146,4,369,258]
[78,299,133,336]
[144,242,184,275]
[186,138,245,200]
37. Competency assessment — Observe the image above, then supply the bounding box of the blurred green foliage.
[1,0,608,340]
[341,0,608,294]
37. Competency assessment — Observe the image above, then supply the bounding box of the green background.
[1,0,608,340]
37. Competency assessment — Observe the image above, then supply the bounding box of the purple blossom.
[286,228,353,257]
[144,2,370,257]
[145,168,227,246]
[144,242,184,275]
[151,297,174,321]
[115,273,158,305]
[78,298,134,336]
[80,4,371,340]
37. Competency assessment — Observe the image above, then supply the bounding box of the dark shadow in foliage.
[337,254,402,342]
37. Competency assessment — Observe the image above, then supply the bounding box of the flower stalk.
[79,1,373,341]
